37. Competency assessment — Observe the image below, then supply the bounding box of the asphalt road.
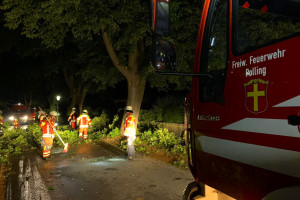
[36,142,194,200]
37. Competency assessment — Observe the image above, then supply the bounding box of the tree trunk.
[63,67,90,115]
[101,27,146,135]
[126,75,146,121]
[77,84,90,114]
[70,93,77,111]
[119,74,146,135]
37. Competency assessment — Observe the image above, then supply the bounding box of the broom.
[38,107,69,153]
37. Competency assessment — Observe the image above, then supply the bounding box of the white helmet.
[83,109,88,114]
[125,106,133,111]
[50,111,58,116]
[72,107,76,110]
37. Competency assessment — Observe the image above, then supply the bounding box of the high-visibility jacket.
[40,116,55,158]
[68,111,77,122]
[124,113,136,140]
[76,113,91,128]
[40,117,55,138]
[39,114,45,126]
[68,111,78,129]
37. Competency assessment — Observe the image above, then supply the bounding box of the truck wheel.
[183,181,204,200]
[263,185,300,200]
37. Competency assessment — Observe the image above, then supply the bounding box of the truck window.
[199,0,228,103]
[234,0,300,54]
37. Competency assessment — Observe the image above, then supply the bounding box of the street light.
[56,95,61,125]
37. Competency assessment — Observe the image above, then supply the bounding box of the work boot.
[128,156,133,160]
[43,156,50,161]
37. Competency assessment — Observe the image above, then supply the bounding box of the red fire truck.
[6,104,36,126]
[151,0,300,199]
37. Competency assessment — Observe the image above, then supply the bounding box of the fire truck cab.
[151,0,300,199]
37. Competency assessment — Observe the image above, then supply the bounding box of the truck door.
[192,0,300,199]
[191,0,230,195]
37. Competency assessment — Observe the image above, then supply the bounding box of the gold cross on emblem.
[247,83,265,111]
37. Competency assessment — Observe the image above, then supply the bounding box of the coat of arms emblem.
[244,79,269,113]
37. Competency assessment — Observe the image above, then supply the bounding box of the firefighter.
[68,107,78,130]
[76,109,92,140]
[40,111,57,160]
[124,106,137,160]
[13,118,20,128]
[0,111,4,136]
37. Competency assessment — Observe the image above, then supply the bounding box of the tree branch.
[100,25,128,77]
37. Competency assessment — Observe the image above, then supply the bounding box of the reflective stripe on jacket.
[43,133,53,138]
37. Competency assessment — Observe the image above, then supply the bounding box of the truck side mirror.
[150,0,170,36]
[151,39,177,72]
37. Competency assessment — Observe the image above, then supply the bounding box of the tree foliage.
[1,0,203,124]
[140,95,184,123]
[1,0,202,86]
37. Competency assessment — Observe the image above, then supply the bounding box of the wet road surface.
[36,142,194,200]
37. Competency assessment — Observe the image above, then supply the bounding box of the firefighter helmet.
[83,109,88,114]
[50,111,58,116]
[39,111,45,115]
[72,107,76,111]
[125,106,133,111]
[38,111,45,118]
